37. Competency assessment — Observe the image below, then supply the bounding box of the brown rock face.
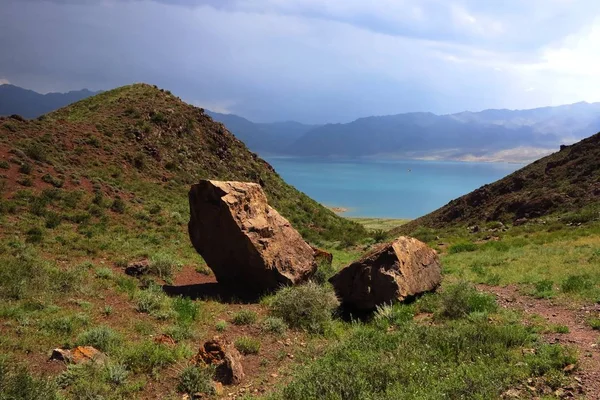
[330,236,442,310]
[188,180,317,292]
[195,339,244,385]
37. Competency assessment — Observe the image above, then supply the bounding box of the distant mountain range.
[2,84,599,163]
[208,103,600,162]
[0,84,99,118]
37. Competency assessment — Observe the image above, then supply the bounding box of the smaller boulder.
[195,338,244,385]
[124,259,150,276]
[330,236,442,310]
[50,346,106,365]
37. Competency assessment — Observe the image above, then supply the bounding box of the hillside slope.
[0,84,98,118]
[0,83,364,244]
[398,132,600,232]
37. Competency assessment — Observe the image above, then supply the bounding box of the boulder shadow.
[161,282,263,304]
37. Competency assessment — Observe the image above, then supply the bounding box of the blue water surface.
[264,157,522,219]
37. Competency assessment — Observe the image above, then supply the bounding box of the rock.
[154,334,176,346]
[502,389,521,398]
[513,217,528,226]
[312,246,333,267]
[124,259,150,276]
[188,180,317,292]
[195,338,244,385]
[330,236,442,310]
[50,346,106,365]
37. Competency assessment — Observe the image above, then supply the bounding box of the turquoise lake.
[264,157,522,219]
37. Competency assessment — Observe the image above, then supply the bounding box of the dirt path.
[479,285,600,399]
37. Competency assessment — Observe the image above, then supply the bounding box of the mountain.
[396,131,600,232]
[0,83,364,243]
[205,103,600,162]
[206,111,317,154]
[0,84,99,118]
[289,104,600,159]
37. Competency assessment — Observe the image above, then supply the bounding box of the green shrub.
[215,320,228,332]
[25,227,43,243]
[561,274,594,294]
[95,267,114,279]
[0,160,9,169]
[0,249,50,300]
[269,282,339,333]
[76,326,121,352]
[587,318,600,330]
[18,162,32,174]
[437,283,497,319]
[135,284,175,320]
[148,253,181,281]
[104,363,129,385]
[232,310,257,326]
[172,297,199,323]
[371,229,388,242]
[41,173,63,188]
[122,341,183,374]
[448,242,478,254]
[234,336,261,355]
[23,142,48,162]
[163,323,194,341]
[533,280,554,299]
[110,196,126,213]
[374,303,415,327]
[261,317,287,334]
[44,211,62,229]
[312,260,336,285]
[177,365,215,396]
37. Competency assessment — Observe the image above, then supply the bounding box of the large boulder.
[330,236,442,310]
[188,180,317,292]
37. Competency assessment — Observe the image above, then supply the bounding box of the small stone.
[270,373,278,378]
[563,364,576,373]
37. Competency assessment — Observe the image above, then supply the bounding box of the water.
[264,157,522,219]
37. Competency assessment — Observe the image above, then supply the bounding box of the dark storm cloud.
[1,0,600,123]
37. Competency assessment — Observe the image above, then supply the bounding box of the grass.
[438,220,600,302]
[177,365,215,396]
[267,319,576,399]
[234,336,261,355]
[268,282,339,334]
[76,325,121,353]
[232,309,258,326]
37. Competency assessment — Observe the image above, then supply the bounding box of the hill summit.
[0,83,364,243]
[399,132,600,232]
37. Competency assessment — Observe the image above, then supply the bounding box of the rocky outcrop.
[195,338,244,385]
[330,236,442,310]
[188,180,317,292]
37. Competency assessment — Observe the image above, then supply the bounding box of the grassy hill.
[0,84,593,399]
[0,83,365,245]
[398,132,600,234]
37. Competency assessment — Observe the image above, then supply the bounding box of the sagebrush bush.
[135,284,175,320]
[561,274,594,294]
[122,341,185,374]
[76,325,121,352]
[234,336,261,355]
[269,282,339,333]
[177,365,215,396]
[261,317,288,334]
[149,253,181,281]
[437,282,497,319]
[232,310,257,326]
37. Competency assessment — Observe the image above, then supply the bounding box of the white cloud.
[0,78,9,85]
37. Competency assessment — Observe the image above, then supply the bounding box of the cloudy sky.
[1,0,600,123]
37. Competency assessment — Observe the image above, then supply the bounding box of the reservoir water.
[264,157,522,219]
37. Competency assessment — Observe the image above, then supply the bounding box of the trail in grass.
[479,284,600,398]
